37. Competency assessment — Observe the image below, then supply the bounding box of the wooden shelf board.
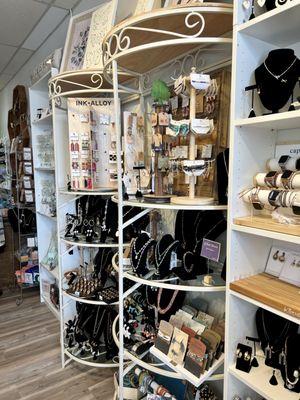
[229,362,299,400]
[233,215,300,244]
[237,2,300,47]
[230,273,300,323]
[234,110,300,130]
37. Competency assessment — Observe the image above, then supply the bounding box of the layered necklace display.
[264,57,297,83]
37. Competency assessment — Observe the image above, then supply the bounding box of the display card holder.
[184,337,207,377]
[67,98,116,191]
[235,343,252,373]
[155,320,173,355]
[23,147,32,161]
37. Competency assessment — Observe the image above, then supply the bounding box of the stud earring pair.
[273,250,285,262]
[291,259,300,268]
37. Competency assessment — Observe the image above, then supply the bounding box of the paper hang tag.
[190,73,211,91]
[191,118,214,135]
[170,96,179,110]
[150,112,158,127]
[181,93,189,108]
[170,251,177,270]
[242,0,251,9]
[196,93,204,113]
[257,0,266,6]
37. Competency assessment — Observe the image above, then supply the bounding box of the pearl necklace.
[264,57,297,81]
[284,336,300,390]
[157,288,179,315]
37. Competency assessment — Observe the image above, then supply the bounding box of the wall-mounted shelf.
[234,110,300,130]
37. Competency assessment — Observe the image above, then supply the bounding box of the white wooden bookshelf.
[225,2,300,399]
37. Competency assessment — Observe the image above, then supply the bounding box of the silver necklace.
[101,200,108,231]
[133,237,153,260]
[264,57,297,82]
[155,240,179,270]
[284,336,300,389]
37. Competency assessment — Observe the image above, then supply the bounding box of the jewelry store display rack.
[225,2,300,400]
[30,68,60,319]
[102,3,233,398]
[48,68,132,369]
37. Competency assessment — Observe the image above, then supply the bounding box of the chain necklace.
[264,57,297,81]
[183,251,194,273]
[262,310,291,356]
[133,237,153,260]
[155,240,179,271]
[101,200,108,231]
[284,336,300,389]
[157,288,179,314]
[131,237,155,274]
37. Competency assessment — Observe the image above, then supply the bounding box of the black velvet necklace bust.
[255,49,300,113]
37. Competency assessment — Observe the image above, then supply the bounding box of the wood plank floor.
[0,291,115,400]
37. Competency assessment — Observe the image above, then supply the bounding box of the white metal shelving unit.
[29,68,60,320]
[103,3,233,398]
[225,2,300,400]
[49,69,122,369]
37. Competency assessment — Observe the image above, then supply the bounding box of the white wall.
[0,0,106,138]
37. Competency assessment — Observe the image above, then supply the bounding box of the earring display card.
[167,327,189,366]
[67,98,116,191]
[279,251,300,287]
[265,246,287,277]
[265,245,300,287]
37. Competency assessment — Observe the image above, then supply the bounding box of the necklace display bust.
[255,49,300,113]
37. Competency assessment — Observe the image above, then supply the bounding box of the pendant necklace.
[284,336,300,389]
[264,57,297,83]
[155,240,179,271]
[262,310,291,358]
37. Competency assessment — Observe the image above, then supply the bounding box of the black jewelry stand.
[254,49,300,113]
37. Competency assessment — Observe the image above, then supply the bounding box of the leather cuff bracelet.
[250,192,263,210]
[264,171,279,188]
[268,189,281,207]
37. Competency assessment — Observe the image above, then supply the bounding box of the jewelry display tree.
[30,68,59,319]
[171,67,215,206]
[225,2,300,400]
[103,3,233,398]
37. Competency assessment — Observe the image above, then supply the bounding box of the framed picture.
[60,6,99,72]
[83,1,118,70]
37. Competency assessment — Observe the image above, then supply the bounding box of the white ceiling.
[0,0,81,91]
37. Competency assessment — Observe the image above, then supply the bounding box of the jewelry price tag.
[200,239,221,262]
